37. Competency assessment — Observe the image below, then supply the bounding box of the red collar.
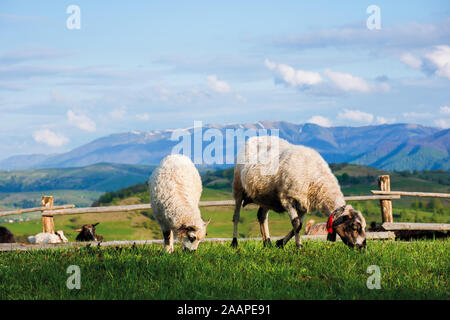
[326,213,334,234]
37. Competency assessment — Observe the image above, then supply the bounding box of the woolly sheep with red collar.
[231,136,366,249]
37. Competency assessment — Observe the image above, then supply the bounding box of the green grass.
[0,240,448,299]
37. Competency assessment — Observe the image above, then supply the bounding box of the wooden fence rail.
[382,222,450,231]
[47,195,401,216]
[371,190,450,198]
[0,196,401,218]
[0,204,75,218]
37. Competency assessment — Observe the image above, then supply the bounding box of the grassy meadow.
[4,164,450,243]
[0,240,448,300]
[0,164,449,300]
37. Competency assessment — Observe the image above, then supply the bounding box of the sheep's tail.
[304,220,315,235]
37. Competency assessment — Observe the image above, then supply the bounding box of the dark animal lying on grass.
[368,221,384,232]
[394,230,448,240]
[0,226,15,243]
[75,223,103,242]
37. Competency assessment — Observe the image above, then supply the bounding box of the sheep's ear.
[332,214,350,227]
[93,222,100,227]
[178,225,197,236]
[177,225,188,236]
[75,228,82,232]
[205,218,211,226]
[333,205,354,225]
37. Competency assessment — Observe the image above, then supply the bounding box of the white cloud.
[400,53,422,69]
[207,75,232,93]
[338,109,374,123]
[264,59,322,87]
[235,94,247,103]
[33,129,68,147]
[401,45,450,80]
[434,118,450,129]
[0,47,73,65]
[325,69,371,93]
[67,110,96,132]
[435,106,450,129]
[136,113,150,121]
[265,60,386,95]
[109,106,127,120]
[271,19,450,51]
[0,82,26,91]
[376,116,396,124]
[307,115,331,127]
[403,112,434,119]
[424,45,450,79]
[440,106,450,115]
[377,82,390,93]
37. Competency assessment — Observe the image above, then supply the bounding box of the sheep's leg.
[257,207,271,247]
[163,229,174,253]
[276,229,294,248]
[294,212,307,248]
[231,197,243,247]
[276,203,302,248]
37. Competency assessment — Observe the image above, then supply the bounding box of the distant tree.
[398,170,411,177]
[426,198,443,212]
[223,168,234,180]
[341,173,350,183]
[411,200,425,210]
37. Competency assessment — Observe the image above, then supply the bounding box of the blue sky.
[0,0,449,159]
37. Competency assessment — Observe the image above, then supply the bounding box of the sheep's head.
[327,205,366,249]
[178,218,211,251]
[55,230,68,243]
[76,223,99,241]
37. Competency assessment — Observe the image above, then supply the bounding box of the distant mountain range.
[0,121,448,171]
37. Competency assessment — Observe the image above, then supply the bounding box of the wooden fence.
[0,174,449,235]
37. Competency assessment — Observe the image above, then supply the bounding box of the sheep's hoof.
[263,239,272,248]
[275,239,284,248]
[231,238,238,248]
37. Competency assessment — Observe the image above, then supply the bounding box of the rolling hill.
[0,121,448,171]
[0,163,155,192]
[96,163,450,209]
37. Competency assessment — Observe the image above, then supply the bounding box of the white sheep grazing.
[232,136,366,249]
[149,154,210,253]
[28,231,68,244]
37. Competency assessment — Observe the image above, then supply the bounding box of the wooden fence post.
[378,175,393,223]
[41,196,55,234]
